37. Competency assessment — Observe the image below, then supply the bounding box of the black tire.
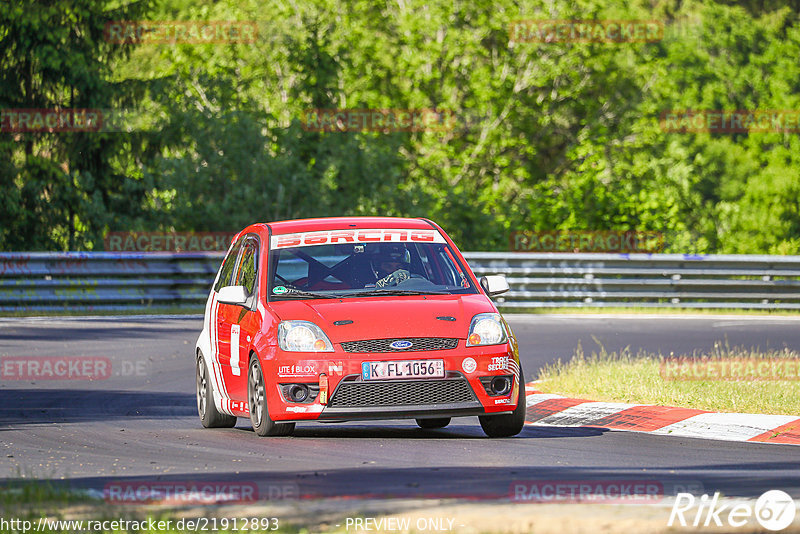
[196,352,236,428]
[416,417,451,429]
[248,356,295,437]
[479,366,526,438]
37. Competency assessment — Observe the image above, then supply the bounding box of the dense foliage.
[1,0,799,252]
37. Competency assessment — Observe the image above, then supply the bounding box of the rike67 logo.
[669,490,796,531]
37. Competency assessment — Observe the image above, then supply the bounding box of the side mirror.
[217,285,249,306]
[480,275,509,297]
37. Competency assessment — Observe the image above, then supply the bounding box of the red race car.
[195,217,526,437]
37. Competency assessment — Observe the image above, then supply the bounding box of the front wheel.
[248,356,295,437]
[479,366,526,438]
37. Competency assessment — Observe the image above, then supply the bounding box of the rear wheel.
[196,352,236,428]
[416,417,451,429]
[248,356,295,437]
[479,366,526,438]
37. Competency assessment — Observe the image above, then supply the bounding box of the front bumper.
[318,371,493,421]
[265,342,520,422]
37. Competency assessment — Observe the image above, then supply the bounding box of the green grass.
[536,342,800,415]
[0,479,95,506]
[0,480,298,533]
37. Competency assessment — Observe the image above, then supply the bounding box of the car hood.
[269,294,495,343]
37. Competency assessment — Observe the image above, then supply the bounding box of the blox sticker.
[277,362,317,377]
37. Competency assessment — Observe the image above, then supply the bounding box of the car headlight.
[278,321,334,352]
[467,313,507,346]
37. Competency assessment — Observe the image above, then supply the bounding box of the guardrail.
[0,252,221,312]
[2,252,800,312]
[467,252,800,310]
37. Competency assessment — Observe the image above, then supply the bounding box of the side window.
[234,239,259,296]
[214,240,242,292]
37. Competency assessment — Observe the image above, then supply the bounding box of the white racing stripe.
[209,296,233,415]
[652,413,800,442]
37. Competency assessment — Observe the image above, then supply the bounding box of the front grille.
[328,377,476,408]
[340,337,459,353]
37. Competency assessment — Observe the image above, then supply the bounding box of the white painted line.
[537,401,642,427]
[526,393,563,407]
[652,413,800,442]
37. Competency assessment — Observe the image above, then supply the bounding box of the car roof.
[265,216,435,235]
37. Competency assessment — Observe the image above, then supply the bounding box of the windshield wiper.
[340,289,449,297]
[271,289,339,300]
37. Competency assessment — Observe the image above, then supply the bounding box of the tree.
[0,0,155,250]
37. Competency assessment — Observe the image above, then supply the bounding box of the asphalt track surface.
[2,314,800,503]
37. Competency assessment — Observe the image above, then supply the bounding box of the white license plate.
[361,359,445,380]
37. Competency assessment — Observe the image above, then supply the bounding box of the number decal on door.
[231,324,241,376]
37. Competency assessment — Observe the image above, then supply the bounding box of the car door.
[216,236,262,411]
[210,239,242,411]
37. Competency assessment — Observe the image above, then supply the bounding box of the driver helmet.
[371,244,411,278]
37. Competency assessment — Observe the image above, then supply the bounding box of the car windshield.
[268,229,477,299]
